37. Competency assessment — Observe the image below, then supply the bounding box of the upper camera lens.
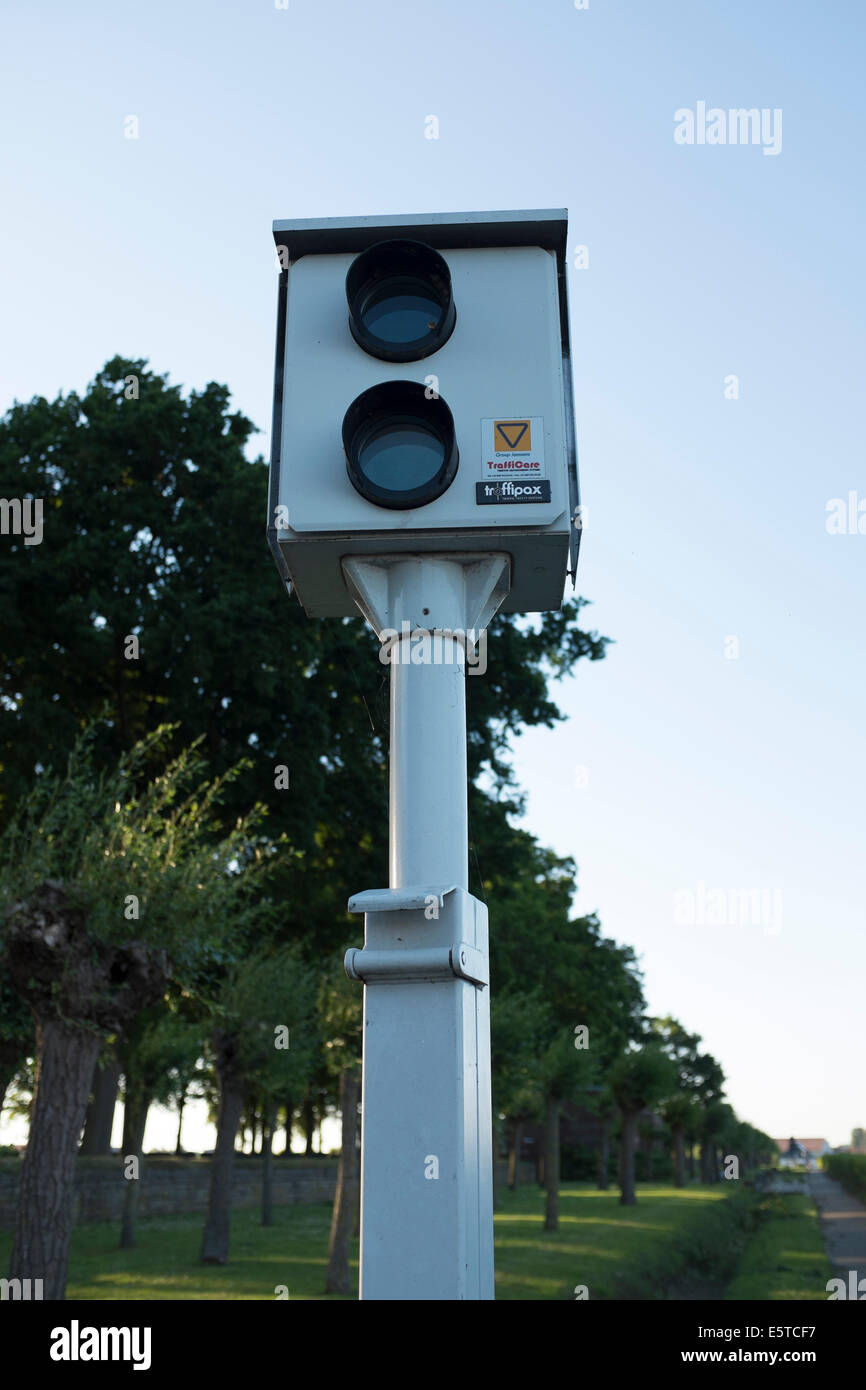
[346,240,456,362]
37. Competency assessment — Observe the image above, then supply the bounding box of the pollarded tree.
[490,986,550,1196]
[660,1091,700,1187]
[199,943,317,1265]
[608,1045,678,1206]
[651,1016,705,1187]
[538,1026,598,1231]
[591,1084,618,1191]
[0,722,277,1299]
[117,1001,204,1248]
[319,951,362,1295]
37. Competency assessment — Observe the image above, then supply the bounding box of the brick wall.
[0,1155,338,1231]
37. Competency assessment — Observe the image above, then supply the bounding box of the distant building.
[774,1137,832,1170]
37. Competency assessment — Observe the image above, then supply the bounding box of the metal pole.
[342,553,509,1300]
[388,558,469,890]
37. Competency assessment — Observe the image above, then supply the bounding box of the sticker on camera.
[475,481,551,504]
[481,417,545,479]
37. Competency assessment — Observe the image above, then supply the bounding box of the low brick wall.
[0,1155,338,1231]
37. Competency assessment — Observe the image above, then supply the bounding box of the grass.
[494,1181,733,1300]
[724,1194,833,1300]
[0,1180,834,1300]
[0,1203,356,1301]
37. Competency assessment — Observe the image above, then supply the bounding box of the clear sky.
[1,0,863,1152]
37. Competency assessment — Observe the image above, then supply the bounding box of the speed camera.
[266,209,581,617]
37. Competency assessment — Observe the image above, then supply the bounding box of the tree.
[0,357,609,963]
[490,987,549,1196]
[199,943,316,1264]
[608,1045,678,1205]
[592,1084,617,1190]
[652,1016,705,1187]
[79,1045,121,1155]
[117,1003,202,1247]
[691,1053,726,1182]
[538,1028,598,1231]
[319,953,362,1294]
[0,723,276,1299]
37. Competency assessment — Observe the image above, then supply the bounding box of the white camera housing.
[267,210,581,617]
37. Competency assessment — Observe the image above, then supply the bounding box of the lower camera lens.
[342,381,459,510]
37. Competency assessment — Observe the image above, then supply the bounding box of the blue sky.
[1,0,863,1150]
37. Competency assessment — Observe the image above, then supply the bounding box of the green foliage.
[211,943,318,1100]
[491,987,551,1121]
[317,952,361,1080]
[608,1043,678,1116]
[119,1004,204,1111]
[0,721,277,990]
[824,1153,866,1203]
[0,357,610,960]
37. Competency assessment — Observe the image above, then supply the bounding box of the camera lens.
[342,381,459,509]
[346,240,456,362]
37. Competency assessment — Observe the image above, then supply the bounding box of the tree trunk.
[619,1109,638,1205]
[700,1140,711,1183]
[325,1070,359,1294]
[672,1125,685,1187]
[302,1093,315,1156]
[261,1101,277,1227]
[597,1119,610,1190]
[282,1098,293,1155]
[174,1084,188,1155]
[200,1062,245,1264]
[543,1093,560,1232]
[10,1017,102,1300]
[688,1141,695,1181]
[121,1086,151,1157]
[508,1120,523,1190]
[119,1078,150,1249]
[79,1055,119,1155]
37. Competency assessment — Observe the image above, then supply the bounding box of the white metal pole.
[388,558,469,890]
[343,553,508,1301]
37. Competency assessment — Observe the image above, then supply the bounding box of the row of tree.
[0,358,773,1299]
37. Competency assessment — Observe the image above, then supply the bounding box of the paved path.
[808,1170,866,1287]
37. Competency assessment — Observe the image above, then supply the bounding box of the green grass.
[0,1181,832,1301]
[1,1203,356,1301]
[724,1194,833,1301]
[494,1181,732,1300]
